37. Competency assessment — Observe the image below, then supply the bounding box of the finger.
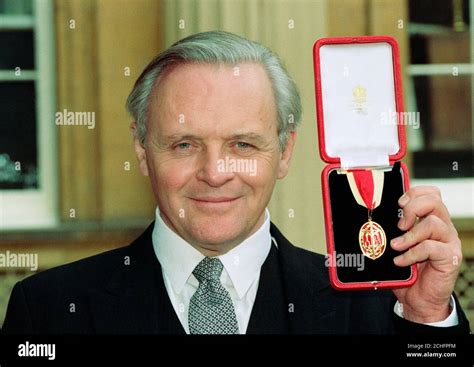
[398,194,452,231]
[391,214,454,251]
[398,185,442,207]
[393,239,451,267]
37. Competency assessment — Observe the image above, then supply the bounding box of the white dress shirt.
[152,206,458,333]
[394,296,458,327]
[152,207,271,334]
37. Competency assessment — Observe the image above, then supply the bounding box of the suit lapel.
[246,244,289,334]
[270,222,348,334]
[89,223,185,334]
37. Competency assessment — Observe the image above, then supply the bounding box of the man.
[2,31,470,334]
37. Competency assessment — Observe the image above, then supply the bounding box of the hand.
[391,186,462,323]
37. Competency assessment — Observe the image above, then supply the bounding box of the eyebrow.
[162,132,268,144]
[161,134,201,143]
[228,133,268,144]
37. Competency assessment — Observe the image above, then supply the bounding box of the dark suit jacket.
[1,222,470,334]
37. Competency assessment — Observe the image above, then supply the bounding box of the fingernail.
[398,194,409,206]
[391,237,403,248]
[393,256,401,265]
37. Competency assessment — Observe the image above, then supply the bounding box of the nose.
[196,146,234,187]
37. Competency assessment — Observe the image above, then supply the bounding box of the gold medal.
[347,169,387,260]
[358,209,386,260]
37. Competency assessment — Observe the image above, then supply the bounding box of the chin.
[189,217,247,247]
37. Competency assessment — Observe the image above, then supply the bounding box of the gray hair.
[126,30,302,150]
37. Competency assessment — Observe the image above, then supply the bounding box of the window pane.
[0,0,32,15]
[410,33,470,64]
[0,81,38,189]
[409,0,470,28]
[411,75,472,179]
[0,31,34,70]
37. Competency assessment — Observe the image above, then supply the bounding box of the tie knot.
[193,257,223,283]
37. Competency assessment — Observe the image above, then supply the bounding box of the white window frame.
[0,0,58,229]
[407,0,473,219]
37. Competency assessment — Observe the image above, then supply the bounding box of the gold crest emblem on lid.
[353,85,367,114]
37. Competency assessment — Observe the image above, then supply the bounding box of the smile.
[189,196,241,208]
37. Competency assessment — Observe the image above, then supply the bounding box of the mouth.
[188,196,241,209]
[191,196,240,202]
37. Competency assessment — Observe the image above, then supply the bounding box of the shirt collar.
[152,207,272,299]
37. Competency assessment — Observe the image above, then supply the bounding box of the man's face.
[133,62,296,254]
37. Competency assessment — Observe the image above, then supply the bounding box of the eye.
[235,142,252,150]
[175,142,192,150]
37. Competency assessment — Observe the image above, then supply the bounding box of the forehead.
[156,62,273,96]
[147,62,277,134]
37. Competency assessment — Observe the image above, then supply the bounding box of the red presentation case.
[313,36,417,291]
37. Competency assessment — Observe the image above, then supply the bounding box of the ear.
[277,131,297,179]
[130,122,149,176]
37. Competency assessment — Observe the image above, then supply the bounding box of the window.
[407,0,473,217]
[0,0,57,228]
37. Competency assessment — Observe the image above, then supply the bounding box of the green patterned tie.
[189,257,239,334]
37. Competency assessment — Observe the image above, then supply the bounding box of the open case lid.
[313,36,406,169]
